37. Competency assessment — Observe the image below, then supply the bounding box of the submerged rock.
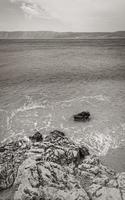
[73,111,91,122]
[0,130,125,200]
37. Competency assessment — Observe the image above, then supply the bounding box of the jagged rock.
[14,158,89,200]
[29,131,43,143]
[44,130,65,143]
[73,111,91,122]
[43,130,86,165]
[0,130,125,200]
[0,139,30,191]
[13,158,39,200]
[0,156,16,191]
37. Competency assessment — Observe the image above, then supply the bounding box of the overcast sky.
[0,0,125,32]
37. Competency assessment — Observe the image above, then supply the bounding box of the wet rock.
[44,130,65,143]
[50,130,65,137]
[79,145,90,159]
[44,142,79,165]
[73,111,91,122]
[43,130,90,166]
[29,131,43,143]
[0,146,5,153]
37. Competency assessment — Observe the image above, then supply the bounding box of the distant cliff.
[0,31,125,39]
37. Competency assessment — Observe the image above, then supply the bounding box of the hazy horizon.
[0,30,125,33]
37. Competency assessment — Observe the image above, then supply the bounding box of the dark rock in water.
[0,130,125,200]
[29,131,43,142]
[79,145,90,159]
[73,111,91,122]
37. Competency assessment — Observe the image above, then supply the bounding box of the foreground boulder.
[73,111,91,122]
[0,130,125,200]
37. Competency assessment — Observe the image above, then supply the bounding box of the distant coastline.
[0,31,125,39]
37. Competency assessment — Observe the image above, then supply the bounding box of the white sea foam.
[5,96,49,132]
[83,131,118,155]
[61,124,120,156]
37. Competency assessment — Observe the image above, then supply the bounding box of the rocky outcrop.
[0,130,125,200]
[73,111,91,122]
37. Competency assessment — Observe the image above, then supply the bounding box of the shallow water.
[0,39,125,171]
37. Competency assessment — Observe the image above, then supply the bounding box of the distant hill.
[0,31,125,39]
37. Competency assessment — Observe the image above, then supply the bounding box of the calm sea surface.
[0,39,125,171]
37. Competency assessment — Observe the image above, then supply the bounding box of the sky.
[0,0,125,32]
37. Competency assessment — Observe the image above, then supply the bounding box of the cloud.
[10,0,125,31]
[10,0,52,19]
[21,3,50,19]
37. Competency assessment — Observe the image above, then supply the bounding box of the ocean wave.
[55,94,110,105]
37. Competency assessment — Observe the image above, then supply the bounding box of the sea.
[0,38,125,171]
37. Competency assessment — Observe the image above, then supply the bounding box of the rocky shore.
[0,130,125,200]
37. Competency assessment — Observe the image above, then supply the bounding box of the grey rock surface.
[0,130,125,200]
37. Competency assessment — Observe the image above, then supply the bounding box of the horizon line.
[0,30,125,33]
